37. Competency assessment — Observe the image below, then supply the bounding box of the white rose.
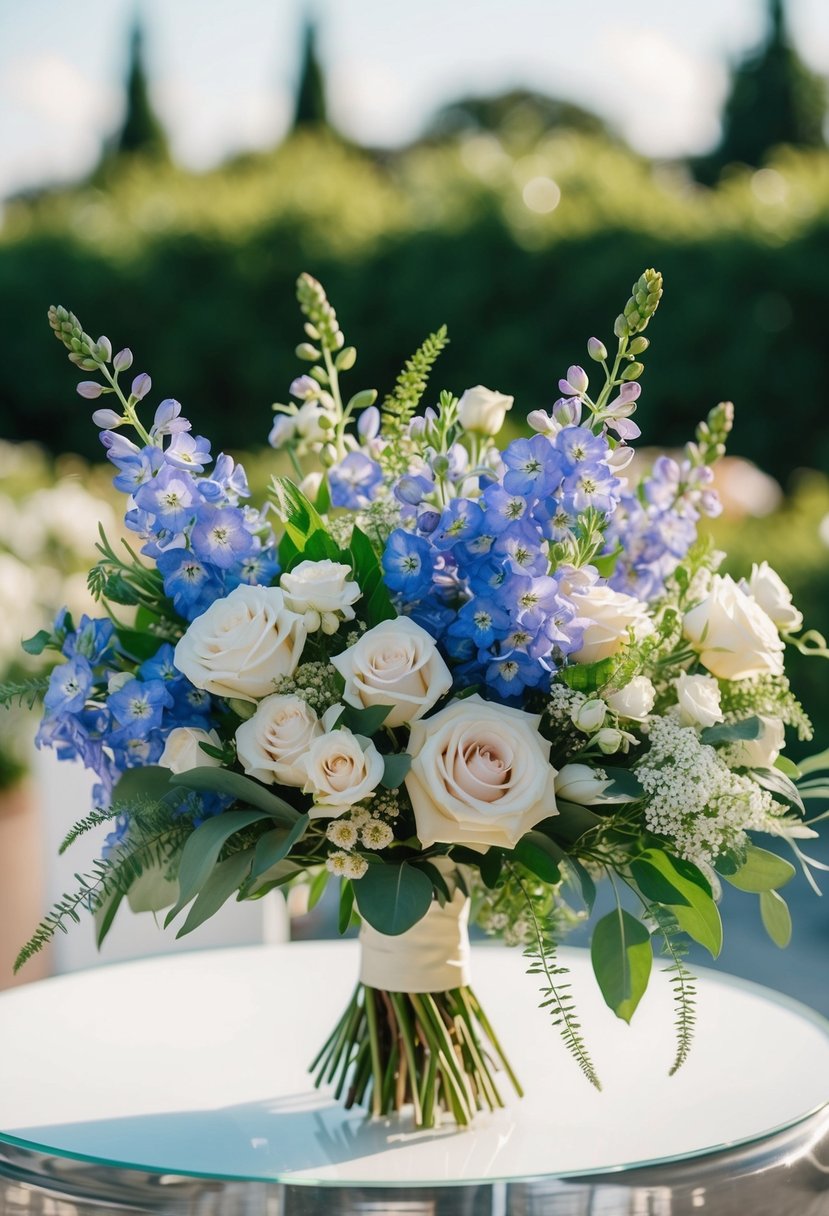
[747,562,803,632]
[731,716,785,769]
[174,583,306,703]
[606,676,656,722]
[405,695,557,850]
[682,574,784,680]
[674,672,723,728]
[555,763,612,805]
[571,698,607,732]
[158,727,223,774]
[571,584,653,664]
[331,617,452,729]
[280,559,361,634]
[235,694,322,786]
[456,385,513,437]
[300,724,385,816]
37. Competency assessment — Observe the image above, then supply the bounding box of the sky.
[2,0,829,200]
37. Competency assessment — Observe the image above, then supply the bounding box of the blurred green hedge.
[2,130,829,480]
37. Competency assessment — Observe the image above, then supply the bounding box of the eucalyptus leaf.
[562,858,596,912]
[759,889,792,948]
[170,767,301,825]
[724,844,795,893]
[127,862,178,914]
[111,764,176,807]
[354,861,433,936]
[339,879,355,935]
[512,831,564,884]
[632,849,721,957]
[176,851,254,938]
[382,752,411,789]
[591,908,652,1023]
[549,801,602,843]
[334,702,392,736]
[307,866,330,912]
[22,629,52,656]
[249,814,310,881]
[164,809,273,926]
[700,716,762,746]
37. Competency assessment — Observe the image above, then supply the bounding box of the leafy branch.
[380,325,449,471]
[648,903,698,1075]
[0,676,51,710]
[510,864,602,1090]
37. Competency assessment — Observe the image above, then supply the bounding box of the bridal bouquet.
[8,270,828,1128]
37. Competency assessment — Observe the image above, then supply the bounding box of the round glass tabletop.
[0,942,827,1187]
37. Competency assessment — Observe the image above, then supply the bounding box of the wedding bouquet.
[8,270,828,1129]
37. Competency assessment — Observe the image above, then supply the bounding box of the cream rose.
[571,584,653,664]
[747,562,803,632]
[674,672,723,728]
[235,694,322,786]
[174,583,306,702]
[331,618,452,729]
[456,385,513,436]
[731,716,785,769]
[280,559,361,634]
[158,727,223,774]
[606,676,656,722]
[404,695,557,850]
[682,574,784,680]
[300,719,384,816]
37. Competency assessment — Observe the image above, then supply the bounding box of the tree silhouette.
[696,0,825,183]
[426,88,612,150]
[292,16,328,130]
[104,18,170,166]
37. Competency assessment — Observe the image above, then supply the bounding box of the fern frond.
[649,904,697,1075]
[512,867,602,1090]
[380,326,449,471]
[58,806,122,854]
[0,676,51,710]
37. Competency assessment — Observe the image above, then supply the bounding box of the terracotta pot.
[0,781,50,989]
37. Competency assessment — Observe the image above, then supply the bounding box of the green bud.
[310,366,329,385]
[613,314,629,339]
[621,362,644,381]
[304,322,320,340]
[296,273,342,351]
[296,342,320,361]
[336,346,357,372]
[317,414,334,430]
[628,336,649,355]
[622,268,663,334]
[320,443,337,468]
[587,337,607,362]
[347,388,378,411]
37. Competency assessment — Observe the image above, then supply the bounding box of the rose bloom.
[456,385,514,436]
[280,559,361,633]
[571,584,653,664]
[747,561,803,633]
[606,676,656,722]
[674,672,723,729]
[158,727,223,774]
[405,695,558,850]
[683,574,784,681]
[174,583,306,702]
[300,712,385,817]
[332,617,452,729]
[236,694,322,786]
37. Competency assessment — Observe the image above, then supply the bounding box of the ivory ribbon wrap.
[358,892,471,993]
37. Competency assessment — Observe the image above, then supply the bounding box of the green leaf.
[21,629,52,656]
[478,848,503,889]
[774,755,801,780]
[111,764,176,807]
[314,475,331,515]
[249,815,310,881]
[164,809,273,926]
[382,752,411,789]
[126,862,178,914]
[724,844,796,893]
[354,861,433,936]
[700,716,762,746]
[334,702,392,736]
[94,889,124,948]
[591,908,652,1023]
[115,627,166,662]
[270,476,332,553]
[170,767,301,825]
[338,879,355,935]
[549,800,602,843]
[307,866,329,912]
[796,746,829,777]
[562,858,596,912]
[415,860,452,903]
[559,657,618,694]
[364,579,397,626]
[348,525,383,595]
[512,831,564,884]
[601,767,644,802]
[176,851,254,938]
[751,767,805,814]
[759,889,792,948]
[632,849,721,957]
[303,527,342,563]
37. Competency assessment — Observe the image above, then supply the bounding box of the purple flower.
[329,452,383,509]
[107,678,173,737]
[44,656,93,715]
[134,465,199,531]
[152,399,192,438]
[431,499,484,551]
[382,529,434,599]
[190,505,256,569]
[502,435,564,499]
[164,433,213,473]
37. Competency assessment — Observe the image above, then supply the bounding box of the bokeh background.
[0,0,828,1008]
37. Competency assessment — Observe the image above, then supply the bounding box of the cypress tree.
[112,19,170,162]
[292,16,328,130]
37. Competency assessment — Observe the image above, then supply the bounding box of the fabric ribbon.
[358,891,471,993]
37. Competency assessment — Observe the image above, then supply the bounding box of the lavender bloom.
[190,505,256,569]
[329,452,383,509]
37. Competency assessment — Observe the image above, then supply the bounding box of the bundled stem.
[311,983,521,1128]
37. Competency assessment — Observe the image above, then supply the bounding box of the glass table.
[1,942,827,1214]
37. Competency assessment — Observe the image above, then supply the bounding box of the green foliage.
[353,861,433,936]
[0,676,50,710]
[759,888,793,947]
[631,849,722,958]
[699,717,763,746]
[380,325,449,473]
[648,904,698,1075]
[723,844,796,892]
[591,906,652,1024]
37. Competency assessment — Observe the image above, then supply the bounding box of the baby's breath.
[360,819,394,850]
[271,661,341,714]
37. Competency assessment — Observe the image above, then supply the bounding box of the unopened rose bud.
[92,408,123,429]
[77,381,103,399]
[321,612,340,635]
[594,728,624,754]
[113,347,133,372]
[587,337,607,362]
[571,698,607,733]
[131,373,152,400]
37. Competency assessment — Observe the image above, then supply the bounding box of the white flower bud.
[571,698,607,733]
